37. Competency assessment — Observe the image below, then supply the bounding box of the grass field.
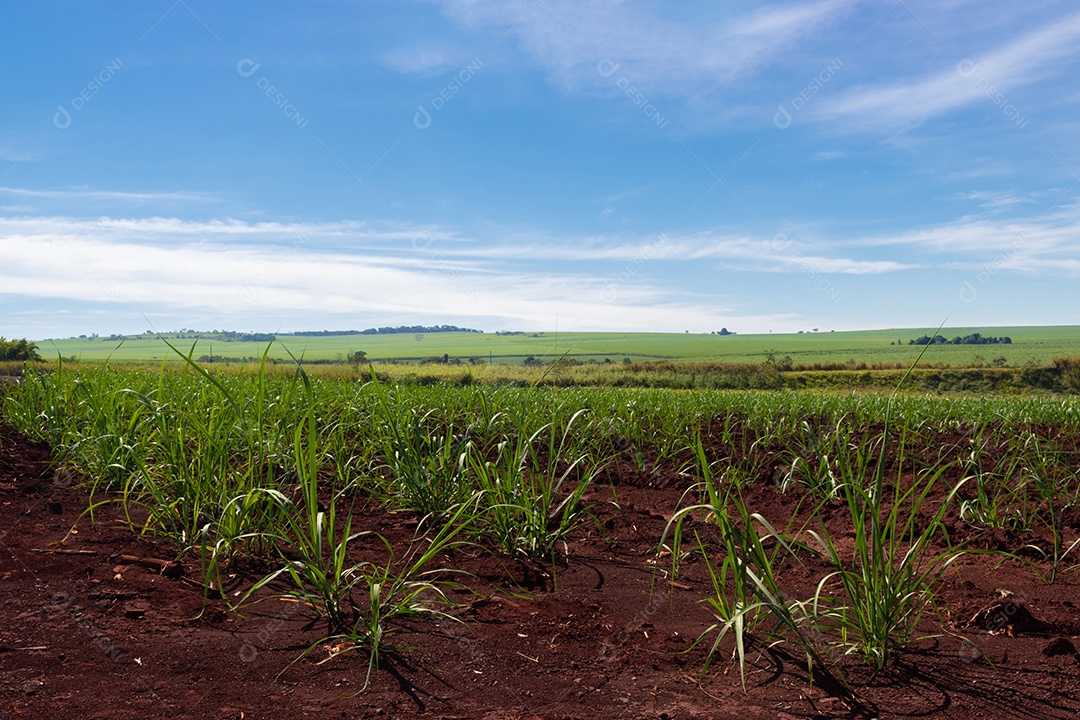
[33,325,1080,367]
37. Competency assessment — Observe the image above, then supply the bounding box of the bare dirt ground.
[1,423,1079,719]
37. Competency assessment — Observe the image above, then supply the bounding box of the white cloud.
[957,190,1040,211]
[5,187,221,204]
[435,0,857,96]
[440,230,915,274]
[819,10,1080,129]
[7,203,1075,338]
[0,215,782,333]
[0,215,461,250]
[856,200,1080,273]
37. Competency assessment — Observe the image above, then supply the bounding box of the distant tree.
[911,333,1012,346]
[0,338,43,362]
[299,324,481,337]
[346,350,368,367]
[523,356,544,367]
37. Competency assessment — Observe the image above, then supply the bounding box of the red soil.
[1,423,1078,719]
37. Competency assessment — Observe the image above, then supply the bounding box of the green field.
[34,325,1080,367]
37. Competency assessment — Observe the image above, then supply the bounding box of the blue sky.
[2,0,1079,339]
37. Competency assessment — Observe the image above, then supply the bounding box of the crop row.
[2,358,1079,687]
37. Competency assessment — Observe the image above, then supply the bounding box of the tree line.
[130,325,484,342]
[909,333,1012,346]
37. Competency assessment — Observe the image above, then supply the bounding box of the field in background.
[34,325,1080,367]
[2,363,1079,716]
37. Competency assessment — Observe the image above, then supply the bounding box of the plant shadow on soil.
[1,423,1079,719]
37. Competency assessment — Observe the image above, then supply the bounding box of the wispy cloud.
[858,199,1080,273]
[380,43,468,76]
[0,215,460,250]
[956,189,1041,211]
[5,187,221,204]
[439,230,915,274]
[819,10,1080,129]
[436,0,856,96]
[592,185,655,216]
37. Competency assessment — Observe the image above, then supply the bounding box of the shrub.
[0,338,42,362]
[1052,356,1080,392]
